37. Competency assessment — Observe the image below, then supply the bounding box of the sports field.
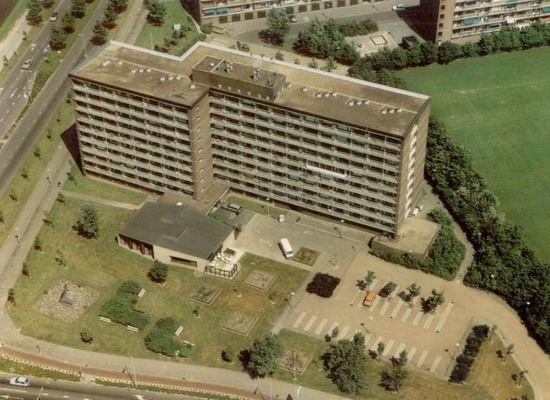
[399,47,550,261]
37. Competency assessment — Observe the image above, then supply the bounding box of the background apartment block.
[184,0,376,25]
[70,42,430,236]
[436,0,550,42]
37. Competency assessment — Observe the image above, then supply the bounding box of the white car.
[9,377,30,387]
[392,4,406,10]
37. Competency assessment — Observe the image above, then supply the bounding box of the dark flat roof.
[119,202,233,260]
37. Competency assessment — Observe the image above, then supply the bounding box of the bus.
[278,238,294,258]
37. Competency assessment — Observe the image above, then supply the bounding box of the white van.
[278,238,294,258]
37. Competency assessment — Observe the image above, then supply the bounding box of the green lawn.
[135,0,200,56]
[277,330,532,399]
[398,47,550,261]
[0,357,80,381]
[9,198,308,368]
[227,195,288,216]
[63,166,147,206]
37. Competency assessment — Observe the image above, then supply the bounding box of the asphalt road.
[0,0,73,140]
[0,0,109,198]
[0,375,198,400]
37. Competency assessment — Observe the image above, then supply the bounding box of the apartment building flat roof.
[71,41,430,136]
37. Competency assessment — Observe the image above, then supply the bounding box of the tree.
[389,47,408,69]
[3,55,8,67]
[49,25,67,51]
[80,330,93,343]
[7,288,15,305]
[419,41,437,65]
[57,192,66,204]
[34,147,41,159]
[148,260,168,283]
[275,50,284,61]
[103,4,118,28]
[406,282,421,305]
[223,345,235,362]
[362,271,376,290]
[517,369,528,387]
[352,332,365,347]
[247,334,283,378]
[396,350,408,368]
[0,210,4,224]
[489,324,497,343]
[193,305,200,318]
[21,169,29,180]
[308,58,319,69]
[26,0,43,26]
[33,237,42,251]
[62,12,75,33]
[330,326,339,340]
[43,0,55,8]
[146,0,167,26]
[67,171,76,183]
[111,0,129,13]
[22,263,30,277]
[322,56,337,72]
[71,0,86,18]
[91,21,107,45]
[264,8,290,45]
[423,289,445,313]
[376,341,385,362]
[503,343,514,364]
[323,339,368,394]
[380,367,407,392]
[75,203,99,238]
[438,41,462,64]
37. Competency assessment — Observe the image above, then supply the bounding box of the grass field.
[277,330,533,399]
[399,47,550,261]
[8,198,308,368]
[135,0,200,56]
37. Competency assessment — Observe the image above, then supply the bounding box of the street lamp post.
[340,219,345,239]
[265,197,271,217]
[288,291,295,310]
[15,228,20,244]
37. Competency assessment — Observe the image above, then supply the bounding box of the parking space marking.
[293,312,307,328]
[394,342,406,358]
[383,339,395,356]
[408,346,417,360]
[367,279,379,291]
[424,314,434,329]
[315,318,328,335]
[338,325,350,340]
[430,355,442,373]
[390,299,404,318]
[416,350,429,368]
[401,307,412,322]
[368,295,382,311]
[304,315,317,332]
[364,332,372,347]
[434,302,454,333]
[412,311,423,325]
[371,336,383,351]
[379,300,391,316]
[327,322,339,335]
[349,289,363,306]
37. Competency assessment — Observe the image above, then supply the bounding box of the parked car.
[49,12,59,22]
[9,377,30,387]
[289,15,298,23]
[222,203,242,214]
[379,282,397,298]
[21,59,32,70]
[363,291,377,307]
[392,4,406,10]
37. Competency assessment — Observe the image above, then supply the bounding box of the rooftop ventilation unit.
[331,92,337,97]
[176,75,181,81]
[285,83,292,88]
[117,60,123,66]
[160,76,166,82]
[189,83,196,89]
[138,69,144,73]
[302,87,308,92]
[396,108,402,113]
[101,60,110,67]
[380,108,387,114]
[316,92,322,98]
[389,108,395,114]
[363,99,370,104]
[130,68,138,74]
[323,92,330,98]
[252,68,260,82]
[356,100,363,105]
[146,68,151,73]
[168,75,175,81]
[348,100,355,106]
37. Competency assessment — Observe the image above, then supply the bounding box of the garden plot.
[35,280,98,323]
[243,270,277,291]
[188,284,220,305]
[294,248,321,266]
[279,349,312,375]
[222,311,258,336]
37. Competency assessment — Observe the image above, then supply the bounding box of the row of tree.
[425,116,550,353]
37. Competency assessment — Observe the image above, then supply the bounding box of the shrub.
[201,23,213,34]
[449,325,488,383]
[144,318,188,357]
[80,330,93,344]
[100,281,150,329]
[148,261,168,283]
[306,273,341,298]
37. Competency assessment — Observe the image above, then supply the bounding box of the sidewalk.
[114,0,147,45]
[0,12,31,73]
[61,190,141,210]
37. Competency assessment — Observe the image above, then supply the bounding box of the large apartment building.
[184,0,372,25]
[69,41,430,236]
[436,0,550,43]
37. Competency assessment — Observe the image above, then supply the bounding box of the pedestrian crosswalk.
[290,309,449,375]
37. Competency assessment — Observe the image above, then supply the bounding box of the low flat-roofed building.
[118,202,234,269]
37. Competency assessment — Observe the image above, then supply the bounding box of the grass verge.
[0,356,80,381]
[227,195,288,217]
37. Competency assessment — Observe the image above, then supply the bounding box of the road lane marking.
[434,302,454,333]
[416,350,429,368]
[379,300,391,316]
[293,312,306,328]
[303,315,317,332]
[349,289,363,306]
[315,318,328,335]
[401,307,412,322]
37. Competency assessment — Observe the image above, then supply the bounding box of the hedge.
[100,281,150,329]
[306,273,341,298]
[425,117,550,353]
[449,325,488,383]
[144,318,191,357]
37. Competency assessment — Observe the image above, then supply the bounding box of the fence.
[205,264,238,279]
